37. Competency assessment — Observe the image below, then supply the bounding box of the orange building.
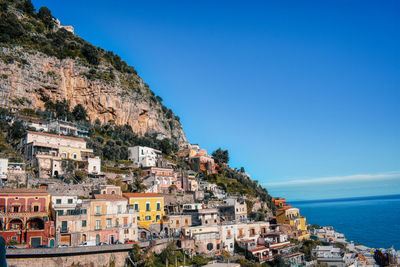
[272,197,287,208]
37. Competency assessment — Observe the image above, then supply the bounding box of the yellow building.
[122,193,164,229]
[276,206,307,231]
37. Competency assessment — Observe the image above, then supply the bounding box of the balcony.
[94,212,102,216]
[60,227,69,233]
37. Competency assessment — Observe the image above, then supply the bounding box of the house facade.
[0,188,55,248]
[128,146,161,168]
[123,193,164,229]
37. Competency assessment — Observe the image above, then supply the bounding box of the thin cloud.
[263,172,400,187]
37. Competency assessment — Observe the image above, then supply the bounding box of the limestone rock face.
[0,47,187,144]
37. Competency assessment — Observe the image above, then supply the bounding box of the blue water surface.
[290,194,400,250]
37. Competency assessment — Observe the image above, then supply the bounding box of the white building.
[312,246,345,267]
[51,195,80,216]
[128,146,161,168]
[87,157,101,174]
[220,223,237,253]
[0,158,8,181]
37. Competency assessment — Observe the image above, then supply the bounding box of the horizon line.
[262,171,400,187]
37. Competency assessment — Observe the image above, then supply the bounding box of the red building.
[0,188,55,248]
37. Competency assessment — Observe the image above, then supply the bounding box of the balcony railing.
[60,227,69,233]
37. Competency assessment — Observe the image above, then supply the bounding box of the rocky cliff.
[0,47,186,144]
[0,3,187,145]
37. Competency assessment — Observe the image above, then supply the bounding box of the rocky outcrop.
[0,47,187,144]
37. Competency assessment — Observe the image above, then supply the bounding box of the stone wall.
[7,251,128,267]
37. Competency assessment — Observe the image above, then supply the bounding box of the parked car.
[78,241,96,247]
[124,240,138,244]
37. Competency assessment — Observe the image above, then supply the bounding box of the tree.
[72,104,87,121]
[81,44,99,65]
[272,254,285,267]
[212,148,229,164]
[129,177,147,193]
[23,0,35,15]
[10,121,25,140]
[37,6,55,29]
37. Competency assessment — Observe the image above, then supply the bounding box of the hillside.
[0,0,186,144]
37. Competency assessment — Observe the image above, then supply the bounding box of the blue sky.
[32,0,400,200]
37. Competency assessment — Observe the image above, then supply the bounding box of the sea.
[290,194,400,250]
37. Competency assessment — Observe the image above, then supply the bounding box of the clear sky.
[32,0,400,200]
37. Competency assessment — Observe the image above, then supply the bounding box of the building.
[0,188,55,248]
[122,193,164,229]
[88,194,137,244]
[142,167,182,193]
[168,214,192,237]
[276,206,307,232]
[312,246,345,267]
[128,146,161,168]
[0,158,8,182]
[52,195,90,247]
[218,197,247,222]
[271,197,287,208]
[22,131,93,162]
[182,225,221,254]
[220,223,237,253]
[21,131,93,178]
[47,120,89,137]
[19,117,88,137]
[87,156,101,175]
[98,185,122,195]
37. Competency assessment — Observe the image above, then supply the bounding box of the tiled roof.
[26,130,85,142]
[94,194,126,200]
[122,193,162,198]
[249,246,269,252]
[0,188,47,194]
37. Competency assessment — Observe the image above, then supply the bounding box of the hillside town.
[1,112,399,267]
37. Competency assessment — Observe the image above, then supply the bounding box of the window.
[156,215,160,221]
[137,216,140,221]
[73,153,77,159]
[123,217,128,225]
[117,205,122,214]
[61,221,67,232]
[68,199,73,204]
[13,206,19,212]
[124,229,129,234]
[207,243,213,251]
[156,202,161,211]
[82,220,87,227]
[176,220,180,226]
[146,202,150,211]
[134,202,139,212]
[57,210,64,216]
[106,219,112,228]
[145,215,151,221]
[185,219,189,225]
[33,206,39,212]
[56,199,61,204]
[95,206,101,215]
[95,220,101,230]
